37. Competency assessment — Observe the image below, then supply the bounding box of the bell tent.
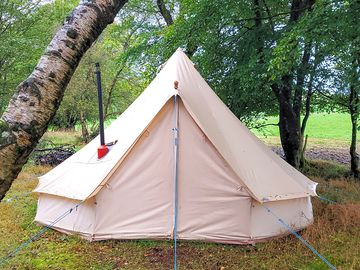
[34,49,317,244]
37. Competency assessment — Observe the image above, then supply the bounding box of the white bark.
[0,0,128,200]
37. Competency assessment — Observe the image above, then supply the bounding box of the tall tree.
[0,0,128,201]
[349,54,359,178]
[268,0,315,168]
[300,0,360,177]
[348,0,360,178]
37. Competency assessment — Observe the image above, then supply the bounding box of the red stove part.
[97,145,109,159]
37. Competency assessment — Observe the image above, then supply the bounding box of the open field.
[254,113,353,141]
[254,113,359,166]
[255,113,359,152]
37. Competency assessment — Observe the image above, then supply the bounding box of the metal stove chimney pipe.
[95,63,109,159]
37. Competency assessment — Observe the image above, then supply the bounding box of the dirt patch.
[144,246,228,270]
[145,247,173,266]
[271,147,350,165]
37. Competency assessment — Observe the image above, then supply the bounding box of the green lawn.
[252,113,359,149]
[255,113,352,141]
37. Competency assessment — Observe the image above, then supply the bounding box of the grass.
[37,130,86,152]
[302,160,350,180]
[1,119,360,269]
[0,162,359,270]
[254,113,359,150]
[255,113,352,140]
[260,136,357,150]
[42,130,82,146]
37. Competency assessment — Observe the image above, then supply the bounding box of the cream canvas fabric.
[34,49,317,244]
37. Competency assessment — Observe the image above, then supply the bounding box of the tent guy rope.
[0,201,83,266]
[318,195,336,204]
[263,205,337,270]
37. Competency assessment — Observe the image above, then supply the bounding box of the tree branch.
[234,6,313,24]
[315,87,349,108]
[156,0,173,26]
[261,0,275,33]
[251,122,279,130]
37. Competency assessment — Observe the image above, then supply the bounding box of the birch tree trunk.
[0,0,128,201]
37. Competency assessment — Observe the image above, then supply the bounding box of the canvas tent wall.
[34,49,317,244]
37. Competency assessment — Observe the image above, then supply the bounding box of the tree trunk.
[275,44,311,168]
[272,77,302,168]
[293,41,312,118]
[348,0,360,179]
[253,0,265,63]
[349,64,359,179]
[156,0,173,26]
[0,0,128,201]
[279,105,302,167]
[104,65,125,120]
[65,112,78,130]
[299,79,313,168]
[270,0,314,168]
[80,111,90,143]
[299,45,318,167]
[350,106,359,178]
[300,134,308,167]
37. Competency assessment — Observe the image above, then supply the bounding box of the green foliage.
[0,0,359,156]
[297,0,360,110]
[152,0,281,124]
[1,0,148,132]
[120,0,357,129]
[51,22,148,132]
[0,0,359,132]
[0,0,79,114]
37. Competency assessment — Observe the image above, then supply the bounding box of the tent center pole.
[172,94,179,270]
